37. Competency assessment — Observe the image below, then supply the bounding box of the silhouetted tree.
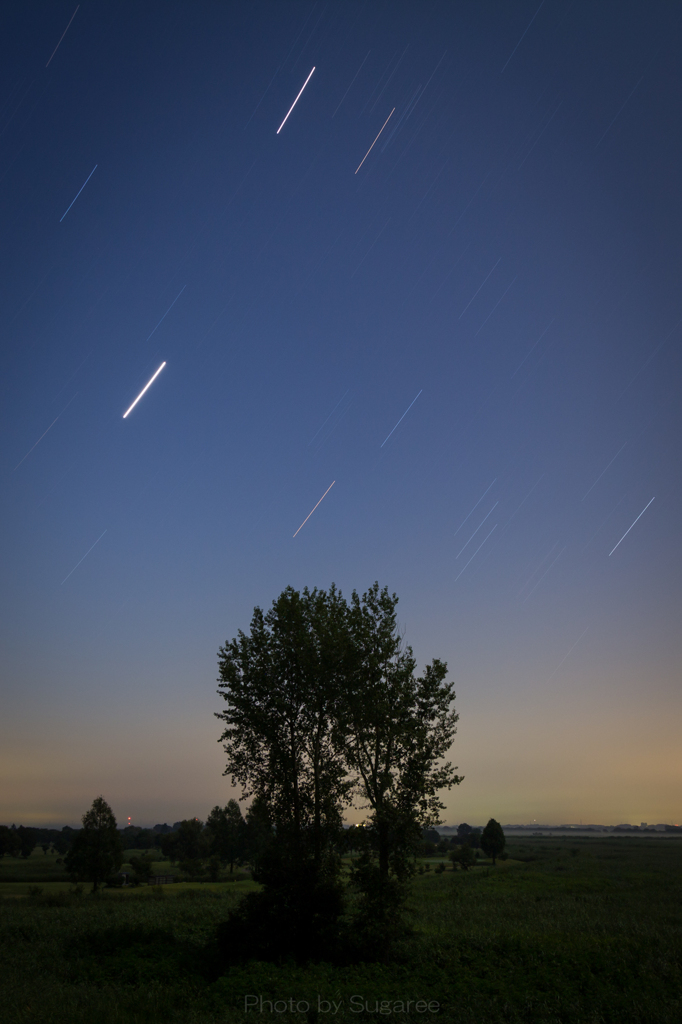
[0,825,21,858]
[481,818,506,865]
[129,853,154,884]
[242,795,273,875]
[174,819,211,876]
[159,830,179,863]
[64,797,123,892]
[206,800,246,873]
[216,585,353,878]
[214,582,461,964]
[52,829,72,856]
[343,584,462,883]
[450,844,476,871]
[17,826,37,859]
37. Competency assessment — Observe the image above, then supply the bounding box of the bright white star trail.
[609,497,655,556]
[355,108,395,173]
[123,362,166,419]
[293,480,335,537]
[276,67,315,134]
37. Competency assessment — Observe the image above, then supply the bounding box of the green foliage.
[119,825,161,850]
[206,800,246,872]
[481,818,506,865]
[450,844,476,871]
[159,830,179,862]
[215,867,346,966]
[343,584,461,882]
[217,584,352,868]
[2,839,682,1022]
[159,819,212,877]
[17,825,36,858]
[216,582,462,963]
[0,824,21,858]
[129,854,155,885]
[64,797,123,892]
[347,851,413,961]
[175,818,210,862]
[242,795,273,876]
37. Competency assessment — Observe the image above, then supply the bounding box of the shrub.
[215,868,345,966]
[450,844,476,871]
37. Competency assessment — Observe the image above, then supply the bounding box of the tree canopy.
[206,800,247,872]
[343,583,461,880]
[216,582,461,959]
[481,818,506,864]
[216,584,353,873]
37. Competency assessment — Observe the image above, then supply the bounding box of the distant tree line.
[0,822,182,860]
[0,824,73,859]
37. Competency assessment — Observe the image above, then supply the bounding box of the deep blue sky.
[2,1,681,827]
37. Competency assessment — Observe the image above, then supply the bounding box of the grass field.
[1,837,681,1023]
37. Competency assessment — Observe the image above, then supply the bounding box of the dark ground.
[1,836,680,1023]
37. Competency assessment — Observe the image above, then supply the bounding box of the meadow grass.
[1,837,680,1023]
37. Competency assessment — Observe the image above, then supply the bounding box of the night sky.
[2,1,681,828]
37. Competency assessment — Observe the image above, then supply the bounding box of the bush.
[450,844,476,871]
[128,854,154,884]
[215,870,345,966]
[345,854,413,963]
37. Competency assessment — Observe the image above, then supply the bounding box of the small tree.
[206,800,246,873]
[159,830,179,863]
[450,844,475,871]
[174,819,211,877]
[129,853,154,884]
[53,829,72,856]
[480,818,506,865]
[17,827,37,859]
[64,797,123,892]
